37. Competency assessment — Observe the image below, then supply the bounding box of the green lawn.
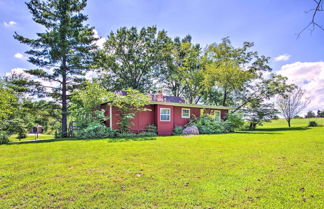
[1,119,323,208]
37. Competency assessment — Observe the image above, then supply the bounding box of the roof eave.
[149,101,234,110]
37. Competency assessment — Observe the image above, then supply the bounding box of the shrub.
[17,131,27,140]
[0,133,9,144]
[146,124,157,134]
[223,113,244,132]
[136,132,157,137]
[308,121,318,127]
[182,126,199,135]
[76,122,117,139]
[185,113,244,134]
[191,116,222,134]
[173,126,183,135]
[116,132,137,138]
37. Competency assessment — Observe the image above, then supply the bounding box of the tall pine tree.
[14,0,98,137]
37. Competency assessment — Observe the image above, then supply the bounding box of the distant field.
[1,118,323,208]
[263,118,324,128]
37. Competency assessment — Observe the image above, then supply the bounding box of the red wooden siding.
[156,104,174,136]
[173,106,200,127]
[221,109,229,120]
[101,103,229,136]
[130,105,155,133]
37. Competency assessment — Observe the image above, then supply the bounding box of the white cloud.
[93,29,106,49]
[85,71,98,80]
[277,61,324,115]
[3,21,16,27]
[14,53,25,60]
[5,68,26,77]
[274,54,291,62]
[6,68,58,96]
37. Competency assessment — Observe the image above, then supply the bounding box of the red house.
[100,93,231,136]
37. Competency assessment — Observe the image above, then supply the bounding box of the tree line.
[1,0,303,138]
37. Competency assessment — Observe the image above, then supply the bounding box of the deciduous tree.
[99,26,172,93]
[160,35,205,103]
[277,87,310,127]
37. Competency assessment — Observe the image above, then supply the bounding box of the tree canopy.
[99,26,172,93]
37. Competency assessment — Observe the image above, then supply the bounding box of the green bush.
[185,113,244,134]
[308,121,318,127]
[76,122,117,139]
[116,132,137,138]
[0,134,9,144]
[223,113,244,132]
[173,126,183,135]
[17,131,27,140]
[133,124,157,137]
[136,132,157,137]
[146,124,157,133]
[190,116,222,134]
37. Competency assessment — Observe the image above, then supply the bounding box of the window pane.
[182,109,190,117]
[161,109,170,114]
[161,115,170,121]
[160,108,170,121]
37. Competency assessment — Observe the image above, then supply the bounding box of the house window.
[160,108,171,121]
[181,108,190,118]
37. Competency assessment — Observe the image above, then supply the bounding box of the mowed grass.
[0,119,323,208]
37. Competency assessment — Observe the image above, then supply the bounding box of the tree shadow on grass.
[5,136,156,145]
[255,127,310,132]
[238,126,310,134]
[236,131,281,135]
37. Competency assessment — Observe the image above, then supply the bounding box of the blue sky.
[0,0,323,112]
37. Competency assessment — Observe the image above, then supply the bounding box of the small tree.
[277,87,310,127]
[305,111,316,118]
[71,83,150,137]
[243,102,278,130]
[317,110,324,118]
[112,89,150,133]
[71,82,115,138]
[0,85,17,121]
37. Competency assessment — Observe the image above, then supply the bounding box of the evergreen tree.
[14,0,98,137]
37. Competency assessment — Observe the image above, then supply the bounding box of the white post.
[109,105,113,129]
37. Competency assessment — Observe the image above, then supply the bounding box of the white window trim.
[160,108,171,121]
[215,110,221,122]
[181,108,190,118]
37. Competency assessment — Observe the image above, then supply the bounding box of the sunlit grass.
[1,119,323,208]
[263,117,324,128]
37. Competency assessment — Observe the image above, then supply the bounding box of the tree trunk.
[222,89,227,106]
[287,119,291,128]
[61,61,68,138]
[249,122,257,130]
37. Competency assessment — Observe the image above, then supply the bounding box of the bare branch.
[298,0,323,38]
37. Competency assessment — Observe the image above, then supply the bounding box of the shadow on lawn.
[255,127,310,132]
[5,136,156,145]
[238,126,310,134]
[237,131,281,135]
